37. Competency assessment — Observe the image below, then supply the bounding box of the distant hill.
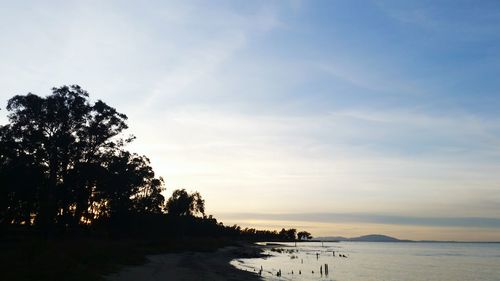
[316,234,411,242]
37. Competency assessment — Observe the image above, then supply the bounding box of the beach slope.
[105,245,262,281]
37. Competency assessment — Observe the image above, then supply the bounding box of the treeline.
[0,85,311,241]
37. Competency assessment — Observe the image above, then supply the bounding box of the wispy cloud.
[127,106,500,220]
[1,1,500,240]
[316,61,424,97]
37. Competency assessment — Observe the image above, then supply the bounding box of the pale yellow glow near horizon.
[218,218,500,242]
[126,110,500,242]
[1,0,500,244]
[129,130,500,243]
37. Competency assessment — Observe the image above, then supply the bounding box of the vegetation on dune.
[0,85,164,233]
[297,231,313,240]
[0,85,312,280]
[166,189,205,217]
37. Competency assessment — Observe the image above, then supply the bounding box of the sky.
[1,0,500,241]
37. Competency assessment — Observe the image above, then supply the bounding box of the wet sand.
[105,244,263,281]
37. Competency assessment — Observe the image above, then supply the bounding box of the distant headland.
[315,234,410,242]
[314,234,500,243]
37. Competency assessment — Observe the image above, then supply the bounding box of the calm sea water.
[231,242,500,281]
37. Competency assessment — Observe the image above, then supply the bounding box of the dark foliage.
[0,85,309,242]
[0,85,163,234]
[166,189,204,216]
[297,231,312,240]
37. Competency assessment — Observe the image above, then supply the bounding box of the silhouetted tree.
[0,146,45,225]
[297,231,312,240]
[1,85,313,242]
[166,189,205,217]
[99,152,165,219]
[279,228,297,241]
[0,85,164,234]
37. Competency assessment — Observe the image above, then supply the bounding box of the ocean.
[231,241,500,281]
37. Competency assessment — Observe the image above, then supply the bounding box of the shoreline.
[105,242,265,281]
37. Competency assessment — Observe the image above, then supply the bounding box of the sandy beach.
[105,244,263,281]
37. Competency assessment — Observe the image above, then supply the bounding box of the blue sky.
[1,1,499,240]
